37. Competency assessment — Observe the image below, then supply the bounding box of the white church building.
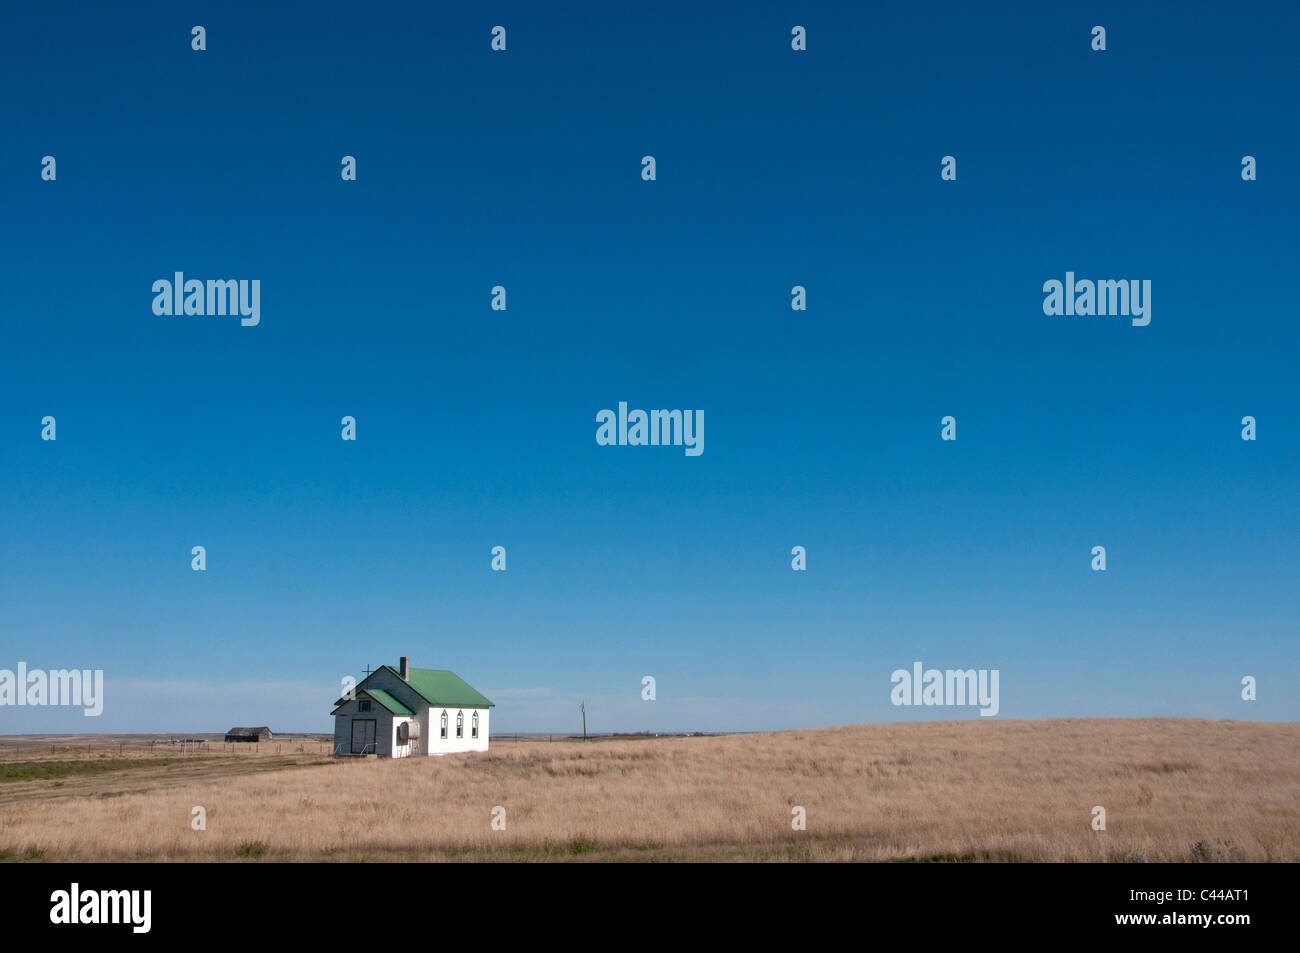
[332,657,494,757]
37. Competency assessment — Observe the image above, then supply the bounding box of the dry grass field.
[0,718,1296,862]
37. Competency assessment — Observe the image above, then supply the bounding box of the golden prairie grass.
[0,718,1295,862]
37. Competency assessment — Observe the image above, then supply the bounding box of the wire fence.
[0,739,335,760]
[0,731,721,761]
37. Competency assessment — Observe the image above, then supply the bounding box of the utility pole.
[581,700,587,741]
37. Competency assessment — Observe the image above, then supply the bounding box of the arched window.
[456,710,464,739]
[440,710,448,739]
[472,711,479,739]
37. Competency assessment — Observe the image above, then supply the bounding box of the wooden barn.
[225,726,273,743]
[332,656,493,757]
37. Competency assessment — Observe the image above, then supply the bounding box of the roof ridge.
[362,665,494,708]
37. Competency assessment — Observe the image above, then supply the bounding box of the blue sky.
[1,2,1297,732]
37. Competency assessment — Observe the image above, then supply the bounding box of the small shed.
[225,726,273,743]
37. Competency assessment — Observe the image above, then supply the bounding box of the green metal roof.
[361,688,414,716]
[329,688,414,716]
[383,666,494,708]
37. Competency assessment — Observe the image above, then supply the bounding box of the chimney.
[399,657,409,680]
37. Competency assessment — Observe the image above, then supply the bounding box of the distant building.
[225,726,273,743]
[332,656,493,757]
